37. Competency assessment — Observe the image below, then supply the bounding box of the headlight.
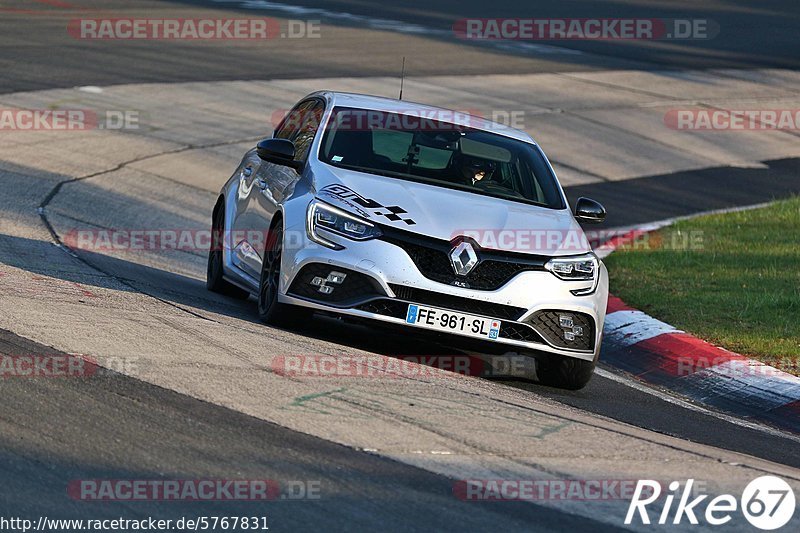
[545,252,599,295]
[307,199,382,249]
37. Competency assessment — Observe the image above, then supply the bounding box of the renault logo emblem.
[450,241,478,276]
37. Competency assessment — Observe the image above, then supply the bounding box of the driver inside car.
[459,157,496,186]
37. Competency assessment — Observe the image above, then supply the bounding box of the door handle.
[256,178,268,190]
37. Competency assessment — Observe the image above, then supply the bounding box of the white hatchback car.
[208,92,609,389]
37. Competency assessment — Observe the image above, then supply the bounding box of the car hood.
[311,164,591,257]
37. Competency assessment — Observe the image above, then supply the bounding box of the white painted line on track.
[77,86,104,94]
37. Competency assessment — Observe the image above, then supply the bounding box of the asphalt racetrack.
[1,1,799,531]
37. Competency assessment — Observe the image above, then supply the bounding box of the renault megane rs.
[207,92,608,389]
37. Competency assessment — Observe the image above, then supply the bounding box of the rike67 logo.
[626,477,795,530]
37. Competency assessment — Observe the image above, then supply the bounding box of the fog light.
[327,271,347,285]
[309,271,348,294]
[558,314,585,342]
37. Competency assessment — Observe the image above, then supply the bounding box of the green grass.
[605,197,800,369]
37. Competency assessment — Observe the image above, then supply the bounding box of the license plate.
[405,304,501,340]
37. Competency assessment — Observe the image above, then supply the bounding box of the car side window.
[292,100,325,162]
[274,100,314,140]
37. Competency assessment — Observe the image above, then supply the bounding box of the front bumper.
[280,217,608,362]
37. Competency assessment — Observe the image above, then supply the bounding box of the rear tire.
[257,224,311,327]
[537,356,595,390]
[206,201,251,300]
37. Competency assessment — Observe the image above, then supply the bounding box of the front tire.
[537,356,595,390]
[257,225,311,327]
[207,202,250,300]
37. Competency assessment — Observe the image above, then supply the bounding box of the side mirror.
[256,138,303,171]
[574,197,606,224]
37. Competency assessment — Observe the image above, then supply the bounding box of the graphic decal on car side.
[319,184,417,225]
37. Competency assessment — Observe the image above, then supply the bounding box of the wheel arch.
[265,208,285,253]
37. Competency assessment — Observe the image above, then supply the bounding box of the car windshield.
[319,106,565,209]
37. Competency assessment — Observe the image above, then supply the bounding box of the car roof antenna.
[399,57,406,100]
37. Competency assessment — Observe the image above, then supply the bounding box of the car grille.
[528,310,595,351]
[288,264,386,306]
[497,322,541,343]
[356,299,408,319]
[379,228,547,291]
[389,285,525,321]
